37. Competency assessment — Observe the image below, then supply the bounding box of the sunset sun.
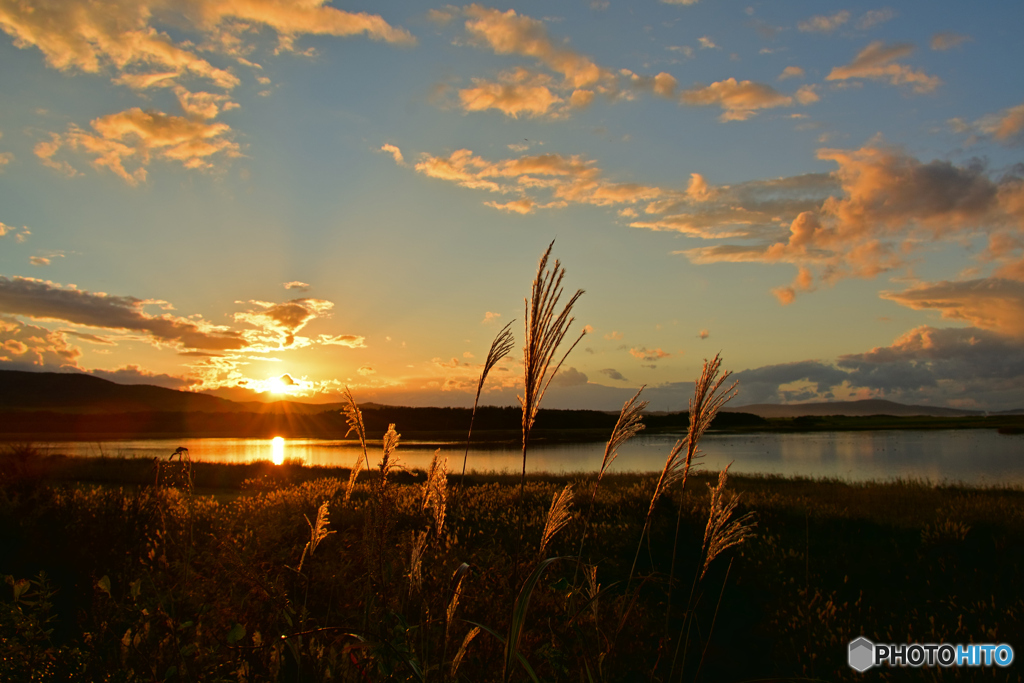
[267,373,297,395]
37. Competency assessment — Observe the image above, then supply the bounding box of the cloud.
[836,326,1024,407]
[779,66,805,81]
[0,0,412,96]
[674,144,1024,299]
[797,11,850,34]
[174,87,238,119]
[29,256,50,266]
[0,0,238,90]
[458,68,565,118]
[697,36,717,49]
[380,143,405,165]
[450,5,683,119]
[37,108,240,185]
[283,281,310,292]
[0,131,12,169]
[0,315,80,369]
[358,365,375,376]
[731,360,849,404]
[462,5,614,91]
[61,329,114,345]
[551,366,588,387]
[0,276,247,351]
[414,148,662,209]
[963,102,1024,146]
[856,9,895,30]
[931,32,970,51]
[827,42,941,93]
[234,298,334,348]
[600,367,627,381]
[698,329,709,339]
[604,330,623,340]
[483,311,502,323]
[680,78,796,121]
[0,222,30,243]
[89,364,190,390]
[629,346,670,361]
[881,278,1024,337]
[317,334,366,348]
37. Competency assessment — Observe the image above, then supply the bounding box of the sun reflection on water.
[271,436,285,465]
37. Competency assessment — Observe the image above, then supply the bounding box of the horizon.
[6,367,1018,417]
[1,1,1023,412]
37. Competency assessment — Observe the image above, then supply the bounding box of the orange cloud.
[629,346,670,361]
[0,276,246,351]
[827,42,941,93]
[234,298,334,348]
[458,69,564,118]
[380,143,405,166]
[0,222,30,243]
[972,102,1024,145]
[797,11,850,33]
[413,148,661,210]
[680,78,796,121]
[881,278,1024,337]
[779,66,805,81]
[0,315,81,369]
[673,145,1024,302]
[37,108,240,185]
[0,0,412,95]
[462,5,614,90]
[930,32,970,51]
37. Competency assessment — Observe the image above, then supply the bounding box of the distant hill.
[0,370,237,414]
[722,399,984,418]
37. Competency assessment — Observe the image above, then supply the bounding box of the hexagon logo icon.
[848,637,874,672]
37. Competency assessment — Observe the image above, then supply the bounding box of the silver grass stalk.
[700,464,757,580]
[665,354,739,619]
[628,354,737,587]
[423,449,449,537]
[379,423,400,488]
[575,387,647,581]
[408,530,428,595]
[517,241,585,569]
[342,386,368,504]
[297,501,335,573]
[451,627,481,678]
[446,565,468,643]
[520,241,586,450]
[461,321,515,484]
[584,564,600,621]
[539,484,574,555]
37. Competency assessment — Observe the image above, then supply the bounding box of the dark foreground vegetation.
[2,447,1022,682]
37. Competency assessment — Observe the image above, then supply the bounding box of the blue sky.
[1,0,1023,410]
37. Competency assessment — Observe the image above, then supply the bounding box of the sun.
[267,373,297,395]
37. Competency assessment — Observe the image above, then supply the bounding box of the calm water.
[27,430,1024,487]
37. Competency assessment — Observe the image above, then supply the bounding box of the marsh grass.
[2,464,1022,681]
[2,245,1020,682]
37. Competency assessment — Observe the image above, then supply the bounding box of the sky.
[1,0,1023,412]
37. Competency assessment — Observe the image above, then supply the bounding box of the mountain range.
[2,369,1019,421]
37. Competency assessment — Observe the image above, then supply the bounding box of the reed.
[341,386,368,504]
[665,353,737,626]
[575,387,647,582]
[519,241,586,494]
[459,321,515,490]
[539,484,574,555]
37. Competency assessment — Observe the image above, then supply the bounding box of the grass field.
[2,447,1022,682]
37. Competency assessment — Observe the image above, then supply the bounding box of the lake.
[25,429,1024,487]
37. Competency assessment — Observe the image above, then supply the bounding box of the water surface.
[29,429,1024,487]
